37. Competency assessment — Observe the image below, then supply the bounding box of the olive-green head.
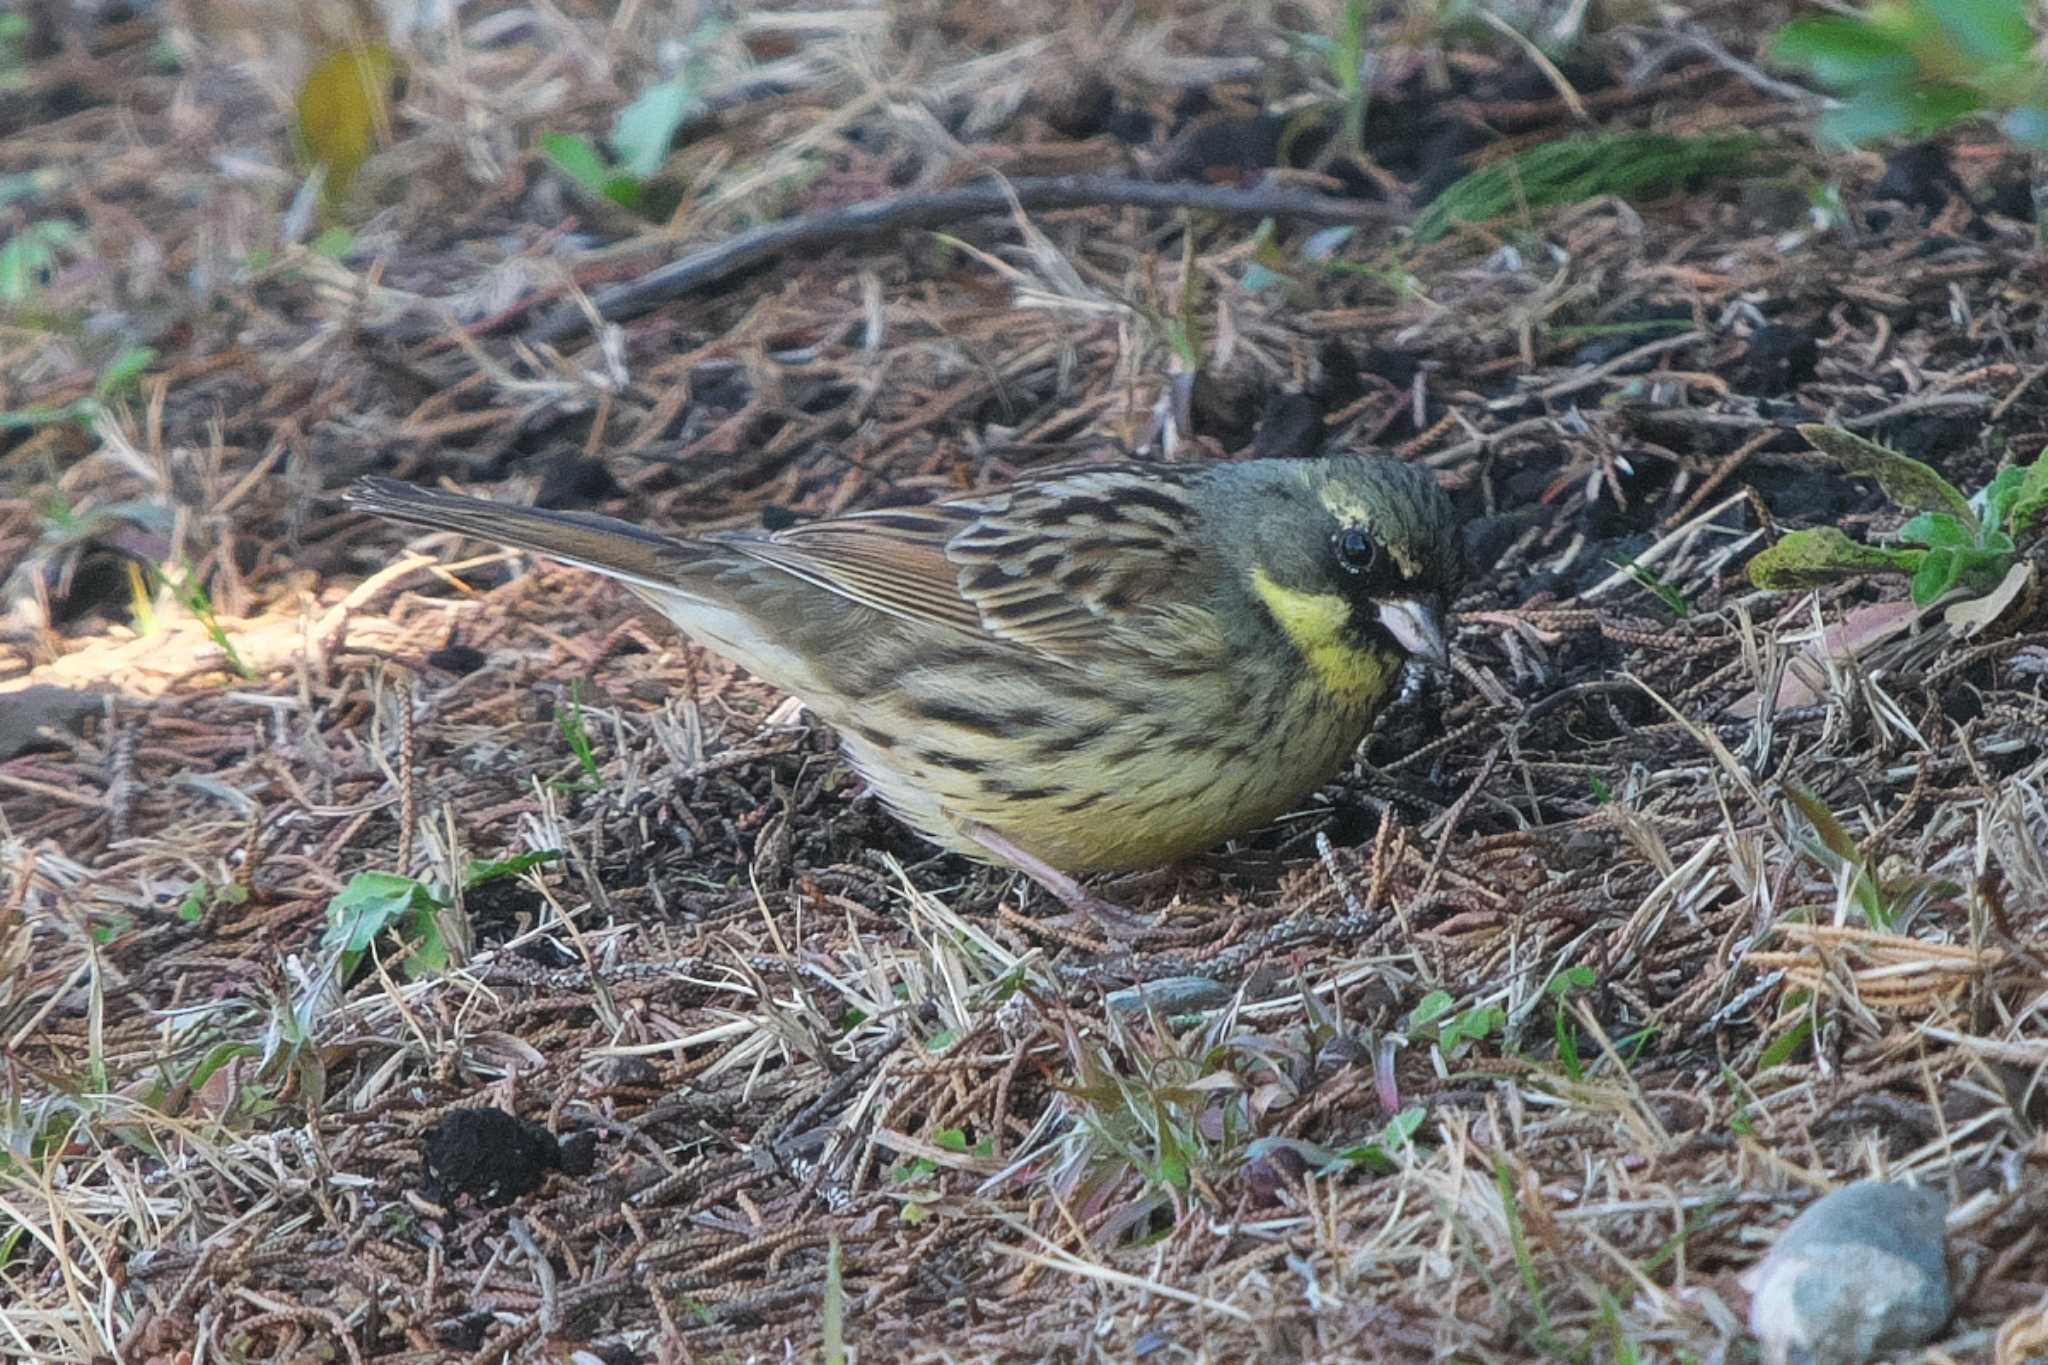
[1203,453,1463,672]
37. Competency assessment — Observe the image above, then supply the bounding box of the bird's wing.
[728,463,1211,658]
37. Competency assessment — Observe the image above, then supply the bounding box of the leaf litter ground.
[4,2,2048,1360]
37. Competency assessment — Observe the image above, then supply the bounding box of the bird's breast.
[829,642,1393,874]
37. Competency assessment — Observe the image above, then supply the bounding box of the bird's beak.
[1377,596,1451,671]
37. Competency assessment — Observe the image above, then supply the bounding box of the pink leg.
[959,821,1155,938]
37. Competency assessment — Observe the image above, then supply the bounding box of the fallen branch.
[525,174,1407,345]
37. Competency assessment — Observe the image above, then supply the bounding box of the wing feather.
[733,513,987,636]
[718,463,1212,658]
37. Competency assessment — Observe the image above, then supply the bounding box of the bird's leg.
[958,821,1155,938]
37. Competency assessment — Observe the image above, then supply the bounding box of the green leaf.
[177,883,209,922]
[406,910,449,976]
[1331,1105,1427,1173]
[1757,1015,1814,1071]
[1769,17,1917,88]
[96,346,157,399]
[1379,1104,1426,1148]
[1910,546,1962,605]
[186,1040,260,1093]
[1818,85,1918,144]
[540,130,609,190]
[1953,544,2017,593]
[1977,464,2027,530]
[1611,556,1691,616]
[174,879,248,922]
[1408,990,1454,1030]
[1152,1097,1191,1189]
[463,848,563,888]
[1747,526,1924,591]
[1930,0,2035,67]
[1545,965,1597,998]
[1898,83,1990,137]
[610,78,698,180]
[1784,783,1861,868]
[2005,451,2048,538]
[323,872,439,955]
[1555,1006,1582,1082]
[539,131,644,211]
[309,225,355,259]
[1896,512,1971,548]
[323,872,451,977]
[0,220,79,303]
[1816,81,1983,145]
[1443,1006,1506,1053]
[555,682,604,783]
[1797,425,1977,526]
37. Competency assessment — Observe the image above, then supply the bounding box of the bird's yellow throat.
[1249,568,1396,708]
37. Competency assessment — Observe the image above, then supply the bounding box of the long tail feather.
[345,477,711,593]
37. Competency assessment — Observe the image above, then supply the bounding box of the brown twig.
[526,175,1407,344]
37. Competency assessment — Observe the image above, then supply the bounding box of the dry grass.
[5,0,2048,1360]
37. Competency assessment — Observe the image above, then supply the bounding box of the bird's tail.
[345,476,716,595]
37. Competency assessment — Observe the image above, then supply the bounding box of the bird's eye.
[1336,528,1377,573]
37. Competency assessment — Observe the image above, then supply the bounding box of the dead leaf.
[294,43,397,204]
[1725,600,1922,718]
[1943,561,2035,638]
[1798,423,1977,527]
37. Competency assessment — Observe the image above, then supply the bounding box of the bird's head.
[1209,454,1463,681]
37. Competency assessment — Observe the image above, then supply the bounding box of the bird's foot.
[958,821,1158,941]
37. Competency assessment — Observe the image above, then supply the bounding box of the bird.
[346,455,1462,929]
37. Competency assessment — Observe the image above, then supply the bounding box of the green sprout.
[321,849,561,983]
[176,880,251,923]
[1781,782,1956,931]
[0,220,77,304]
[538,132,649,213]
[536,14,726,218]
[1748,424,2048,607]
[0,344,157,430]
[1545,965,1598,1082]
[1330,0,1372,158]
[153,567,254,680]
[1329,1104,1427,1175]
[553,682,605,789]
[323,871,451,981]
[1407,989,1506,1061]
[1611,557,1691,617]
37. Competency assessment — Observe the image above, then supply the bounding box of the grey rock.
[0,685,101,760]
[1745,1180,1952,1365]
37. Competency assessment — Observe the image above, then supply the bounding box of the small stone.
[0,685,100,759]
[1744,1180,1952,1365]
